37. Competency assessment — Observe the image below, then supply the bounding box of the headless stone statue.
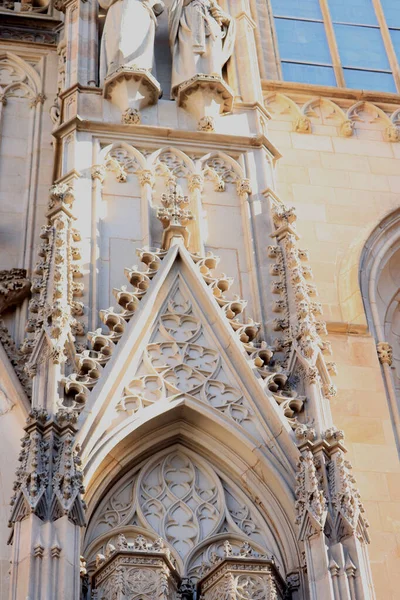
[169,0,235,96]
[99,0,165,84]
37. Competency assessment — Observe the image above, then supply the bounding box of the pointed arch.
[264,93,302,120]
[347,100,391,126]
[148,147,195,179]
[75,245,298,468]
[301,96,354,136]
[82,431,302,579]
[359,208,400,452]
[99,141,147,176]
[0,51,41,100]
[199,151,244,183]
[302,97,347,123]
[347,101,398,141]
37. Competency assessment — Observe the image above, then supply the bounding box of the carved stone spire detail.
[22,181,85,369]
[157,180,194,249]
[295,449,327,540]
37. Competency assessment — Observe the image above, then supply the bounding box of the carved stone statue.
[99,0,165,84]
[169,0,235,95]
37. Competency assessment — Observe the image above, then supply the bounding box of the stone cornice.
[0,13,61,47]
[262,79,400,109]
[52,116,282,158]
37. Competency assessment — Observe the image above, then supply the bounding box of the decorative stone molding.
[9,409,85,531]
[295,449,327,540]
[62,247,167,412]
[265,92,400,141]
[377,341,393,366]
[269,203,336,426]
[53,0,82,12]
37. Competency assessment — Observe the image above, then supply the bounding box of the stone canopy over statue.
[168,0,235,96]
[99,0,165,83]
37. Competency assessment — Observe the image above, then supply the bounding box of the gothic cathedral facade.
[0,0,400,598]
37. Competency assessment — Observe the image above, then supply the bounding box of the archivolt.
[82,436,301,579]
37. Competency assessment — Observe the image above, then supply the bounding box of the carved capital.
[188,173,204,192]
[139,169,155,187]
[48,182,75,213]
[236,178,252,196]
[340,119,355,137]
[30,93,46,109]
[377,341,393,366]
[91,164,106,183]
[294,116,312,134]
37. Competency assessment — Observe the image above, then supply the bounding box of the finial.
[157,179,194,249]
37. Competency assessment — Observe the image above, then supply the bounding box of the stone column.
[228,0,263,104]
[55,0,98,89]
[188,173,205,255]
[139,169,156,248]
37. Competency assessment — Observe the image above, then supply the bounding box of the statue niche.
[99,0,165,121]
[168,0,236,130]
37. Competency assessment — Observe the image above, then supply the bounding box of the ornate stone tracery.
[85,446,280,584]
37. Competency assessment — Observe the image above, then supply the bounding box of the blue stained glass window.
[390,29,400,62]
[380,0,400,28]
[275,18,332,64]
[282,63,337,86]
[270,0,323,20]
[271,0,398,93]
[334,24,391,69]
[327,0,378,25]
[343,69,396,92]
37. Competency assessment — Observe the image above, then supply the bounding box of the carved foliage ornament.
[295,450,327,540]
[62,247,167,413]
[9,409,85,528]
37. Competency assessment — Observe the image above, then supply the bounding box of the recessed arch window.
[270,0,400,93]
